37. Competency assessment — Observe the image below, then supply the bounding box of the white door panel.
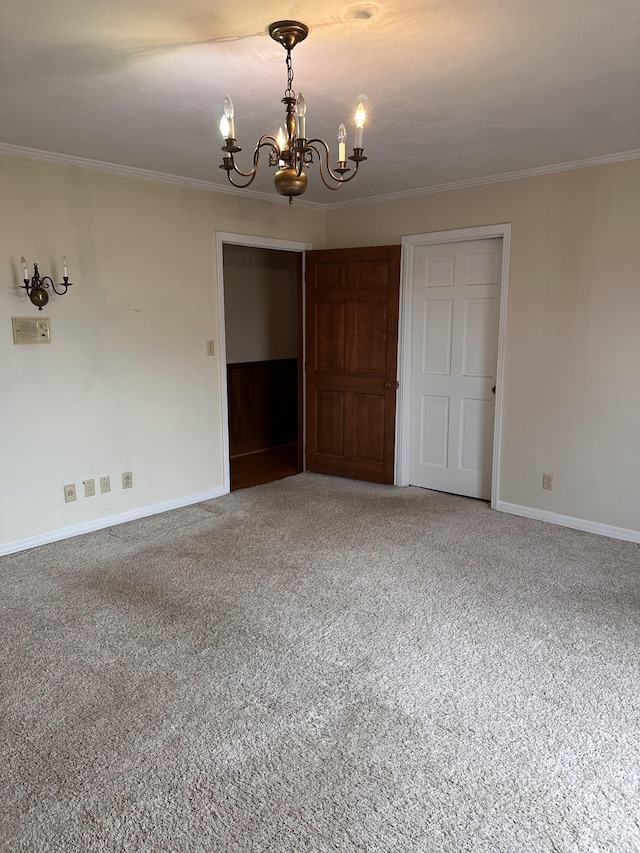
[423,300,453,374]
[420,395,449,467]
[409,238,502,499]
[463,298,497,376]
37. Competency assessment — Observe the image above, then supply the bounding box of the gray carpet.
[1,473,639,852]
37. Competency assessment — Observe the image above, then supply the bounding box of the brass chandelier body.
[219,21,366,203]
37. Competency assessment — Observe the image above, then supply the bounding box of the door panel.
[315,390,345,457]
[316,303,346,370]
[355,261,392,289]
[421,395,449,467]
[409,238,502,499]
[423,300,453,374]
[354,394,387,461]
[463,298,498,376]
[354,303,389,372]
[306,246,401,484]
[316,262,347,290]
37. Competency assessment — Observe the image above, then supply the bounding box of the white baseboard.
[496,501,640,543]
[0,486,228,557]
[4,491,636,556]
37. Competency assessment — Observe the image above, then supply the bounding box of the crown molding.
[2,141,638,212]
[0,142,324,210]
[323,149,640,210]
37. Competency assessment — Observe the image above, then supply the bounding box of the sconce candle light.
[20,256,73,310]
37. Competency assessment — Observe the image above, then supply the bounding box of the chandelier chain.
[285,49,295,99]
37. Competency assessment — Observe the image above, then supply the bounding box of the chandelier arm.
[49,277,72,295]
[257,135,280,151]
[225,171,258,189]
[229,137,279,179]
[224,137,280,188]
[307,140,362,189]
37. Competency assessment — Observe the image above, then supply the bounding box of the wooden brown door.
[305,245,401,484]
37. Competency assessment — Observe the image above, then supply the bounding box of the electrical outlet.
[542,473,554,491]
[122,471,133,489]
[84,478,96,498]
[206,340,215,356]
[64,483,76,503]
[100,475,111,494]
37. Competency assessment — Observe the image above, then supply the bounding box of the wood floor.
[230,443,301,491]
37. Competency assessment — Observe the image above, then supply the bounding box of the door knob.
[384,380,399,389]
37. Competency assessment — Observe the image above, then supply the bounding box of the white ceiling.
[1,0,639,205]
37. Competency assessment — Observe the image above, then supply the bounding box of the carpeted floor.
[1,473,639,852]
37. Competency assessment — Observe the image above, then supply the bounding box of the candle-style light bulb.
[296,93,307,140]
[223,94,235,139]
[276,126,287,167]
[62,255,68,279]
[220,115,230,140]
[21,256,29,282]
[338,123,347,163]
[354,103,366,149]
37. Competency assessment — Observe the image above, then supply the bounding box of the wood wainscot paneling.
[227,358,300,489]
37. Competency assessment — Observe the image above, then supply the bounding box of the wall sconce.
[21,256,73,310]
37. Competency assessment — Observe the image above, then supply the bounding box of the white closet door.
[409,238,502,499]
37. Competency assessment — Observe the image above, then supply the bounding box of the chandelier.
[219,20,366,203]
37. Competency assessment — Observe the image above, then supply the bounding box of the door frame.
[396,224,511,508]
[215,232,313,494]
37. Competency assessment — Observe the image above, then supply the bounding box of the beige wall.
[0,154,324,551]
[2,153,638,549]
[325,160,640,533]
[223,245,298,364]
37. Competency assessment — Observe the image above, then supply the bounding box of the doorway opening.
[216,233,312,494]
